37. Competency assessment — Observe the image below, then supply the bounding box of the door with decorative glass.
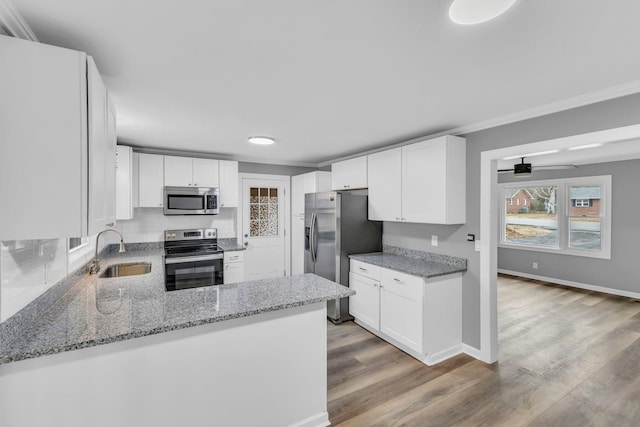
[242,177,287,280]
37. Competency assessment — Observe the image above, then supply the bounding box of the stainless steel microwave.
[163,186,219,215]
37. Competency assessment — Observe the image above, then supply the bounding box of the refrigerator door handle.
[310,212,317,262]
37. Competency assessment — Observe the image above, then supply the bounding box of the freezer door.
[313,192,337,281]
[303,193,316,274]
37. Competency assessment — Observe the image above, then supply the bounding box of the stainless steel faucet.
[89,228,126,274]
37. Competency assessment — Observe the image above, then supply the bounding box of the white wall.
[115,207,237,242]
[0,239,67,322]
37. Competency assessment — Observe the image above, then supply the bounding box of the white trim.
[288,412,330,427]
[480,124,640,367]
[462,344,483,360]
[238,173,291,277]
[498,269,640,301]
[319,82,640,168]
[424,345,464,366]
[499,175,612,260]
[0,0,38,41]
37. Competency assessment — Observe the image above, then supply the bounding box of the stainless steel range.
[164,228,224,291]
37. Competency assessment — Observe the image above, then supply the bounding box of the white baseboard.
[498,269,640,300]
[423,344,464,366]
[289,412,330,427]
[462,344,483,360]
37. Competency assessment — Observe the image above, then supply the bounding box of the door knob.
[244,241,248,246]
[244,234,248,238]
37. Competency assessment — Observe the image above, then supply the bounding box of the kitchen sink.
[100,262,151,278]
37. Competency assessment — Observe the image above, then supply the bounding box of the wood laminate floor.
[327,274,640,426]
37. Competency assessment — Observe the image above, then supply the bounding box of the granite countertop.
[0,249,352,365]
[218,238,246,252]
[350,245,467,279]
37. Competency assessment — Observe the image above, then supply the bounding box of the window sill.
[498,243,611,260]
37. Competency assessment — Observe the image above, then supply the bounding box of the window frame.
[499,175,611,259]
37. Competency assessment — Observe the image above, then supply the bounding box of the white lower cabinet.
[349,259,462,365]
[224,251,245,284]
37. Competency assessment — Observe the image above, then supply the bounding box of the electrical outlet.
[532,262,538,269]
[431,235,438,246]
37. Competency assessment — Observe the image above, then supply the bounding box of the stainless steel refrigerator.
[304,191,382,324]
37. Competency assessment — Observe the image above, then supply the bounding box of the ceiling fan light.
[449,0,517,25]
[248,136,275,145]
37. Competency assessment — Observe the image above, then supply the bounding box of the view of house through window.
[504,186,558,247]
[500,176,610,258]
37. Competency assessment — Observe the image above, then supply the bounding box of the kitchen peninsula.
[0,247,352,427]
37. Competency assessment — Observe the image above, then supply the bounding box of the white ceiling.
[10,0,640,166]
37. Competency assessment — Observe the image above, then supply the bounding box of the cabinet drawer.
[224,250,245,263]
[381,268,423,301]
[350,259,380,281]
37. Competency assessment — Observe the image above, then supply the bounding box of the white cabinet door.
[116,145,133,220]
[0,37,85,240]
[367,148,402,221]
[331,156,367,190]
[380,268,423,353]
[402,136,466,224]
[192,158,219,187]
[349,272,381,331]
[219,160,238,207]
[138,153,164,207]
[105,95,117,224]
[224,262,245,284]
[87,56,115,235]
[164,156,193,186]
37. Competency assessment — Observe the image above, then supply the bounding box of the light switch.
[475,240,481,252]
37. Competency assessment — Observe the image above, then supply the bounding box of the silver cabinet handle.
[393,278,404,284]
[359,267,368,272]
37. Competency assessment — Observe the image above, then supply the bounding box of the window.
[499,176,611,259]
[249,187,279,237]
[69,237,87,252]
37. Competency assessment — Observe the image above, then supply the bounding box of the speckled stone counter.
[0,248,352,365]
[350,245,467,279]
[217,238,246,252]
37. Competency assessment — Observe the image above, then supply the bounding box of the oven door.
[164,254,224,291]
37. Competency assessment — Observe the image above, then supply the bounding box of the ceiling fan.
[498,157,577,176]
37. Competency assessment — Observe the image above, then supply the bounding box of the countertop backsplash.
[112,207,237,244]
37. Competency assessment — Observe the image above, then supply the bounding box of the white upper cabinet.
[292,171,331,217]
[164,156,219,187]
[403,136,466,224]
[116,145,134,220]
[367,135,466,224]
[219,160,239,208]
[137,153,164,208]
[331,156,367,190]
[0,36,116,240]
[367,148,402,221]
[192,158,219,188]
[87,59,117,235]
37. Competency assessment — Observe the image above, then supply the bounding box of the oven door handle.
[165,254,223,264]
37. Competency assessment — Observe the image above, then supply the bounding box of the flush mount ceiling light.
[248,136,275,145]
[449,0,517,25]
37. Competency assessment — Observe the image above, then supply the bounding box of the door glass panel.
[249,187,279,237]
